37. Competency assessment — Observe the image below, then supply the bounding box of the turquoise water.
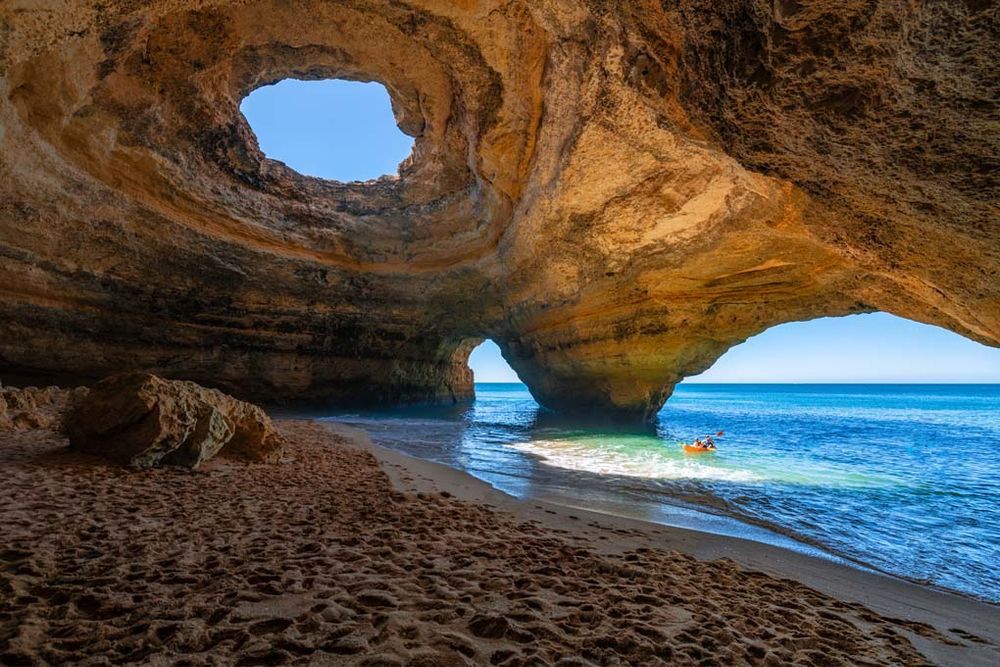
[325,383,1000,602]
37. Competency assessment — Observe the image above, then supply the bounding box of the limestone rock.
[0,1,996,421]
[64,373,282,468]
[0,385,87,431]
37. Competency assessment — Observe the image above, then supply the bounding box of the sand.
[1,420,997,666]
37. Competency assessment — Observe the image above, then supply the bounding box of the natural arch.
[0,1,996,420]
[467,340,522,384]
[687,313,1000,384]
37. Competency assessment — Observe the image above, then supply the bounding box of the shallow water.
[324,383,1000,602]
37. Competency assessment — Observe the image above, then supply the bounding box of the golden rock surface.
[1,1,996,419]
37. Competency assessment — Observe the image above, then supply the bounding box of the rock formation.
[0,385,88,431]
[1,1,997,420]
[64,373,283,468]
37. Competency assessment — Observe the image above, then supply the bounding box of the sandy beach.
[2,419,997,666]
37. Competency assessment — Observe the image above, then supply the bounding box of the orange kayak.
[683,444,715,453]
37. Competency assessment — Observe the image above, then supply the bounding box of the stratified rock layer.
[65,373,283,468]
[1,1,997,420]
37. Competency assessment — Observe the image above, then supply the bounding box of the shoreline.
[323,421,1000,666]
[500,443,879,573]
[3,418,998,665]
[497,461,994,606]
[324,381,999,605]
[319,411,993,606]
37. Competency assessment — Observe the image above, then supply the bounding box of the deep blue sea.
[325,383,1000,602]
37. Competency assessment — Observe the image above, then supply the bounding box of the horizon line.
[472,380,1000,385]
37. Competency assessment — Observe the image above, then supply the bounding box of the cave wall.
[1,0,996,419]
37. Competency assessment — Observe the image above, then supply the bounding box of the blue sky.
[242,79,1000,384]
[468,314,1000,383]
[241,79,413,181]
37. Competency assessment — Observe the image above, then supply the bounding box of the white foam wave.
[511,440,761,482]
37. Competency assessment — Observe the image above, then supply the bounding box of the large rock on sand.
[64,373,283,469]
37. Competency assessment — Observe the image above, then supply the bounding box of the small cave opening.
[467,339,523,385]
[239,78,414,182]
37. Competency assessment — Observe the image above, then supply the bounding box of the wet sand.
[2,420,997,666]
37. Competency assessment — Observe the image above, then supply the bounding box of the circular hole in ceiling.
[240,78,414,182]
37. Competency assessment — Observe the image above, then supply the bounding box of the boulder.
[63,373,283,469]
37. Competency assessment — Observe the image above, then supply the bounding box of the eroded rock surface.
[1,1,997,419]
[64,373,283,468]
[0,385,88,431]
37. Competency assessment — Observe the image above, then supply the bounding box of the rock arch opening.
[239,78,414,182]
[467,340,523,384]
[686,313,1000,385]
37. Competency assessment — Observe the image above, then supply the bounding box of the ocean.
[324,383,1000,602]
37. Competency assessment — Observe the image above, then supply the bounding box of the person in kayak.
[688,436,715,451]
